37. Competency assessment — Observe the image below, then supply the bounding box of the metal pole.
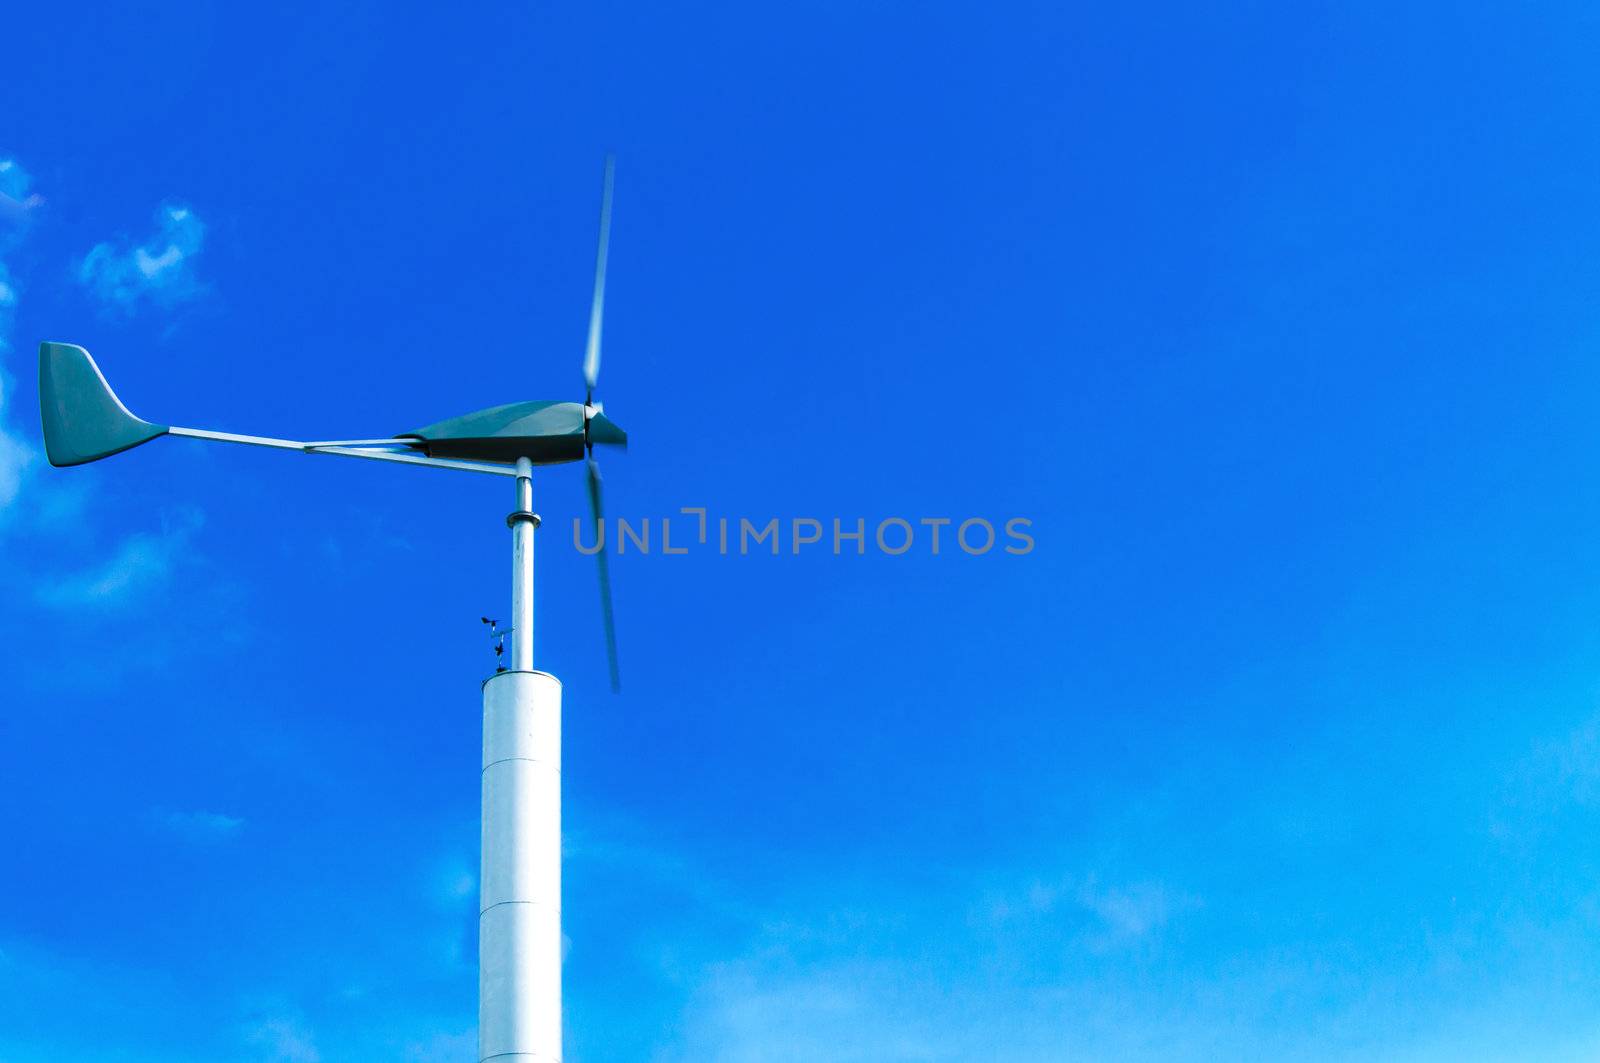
[481,454,563,1062]
[511,456,535,670]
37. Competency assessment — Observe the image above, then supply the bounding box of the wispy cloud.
[0,158,40,509]
[247,1016,320,1063]
[0,333,36,511]
[0,158,43,230]
[403,1029,475,1063]
[654,894,1223,1063]
[0,259,18,353]
[79,202,206,312]
[1,179,214,607]
[431,860,476,906]
[0,419,32,510]
[0,939,208,1063]
[681,881,1189,1060]
[982,872,1198,949]
[157,808,245,843]
[565,816,1212,1061]
[1078,879,1186,939]
[37,507,204,609]
[668,956,958,1063]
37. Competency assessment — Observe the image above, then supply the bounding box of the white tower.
[479,458,564,1062]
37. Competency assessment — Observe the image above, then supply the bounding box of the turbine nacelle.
[403,400,626,465]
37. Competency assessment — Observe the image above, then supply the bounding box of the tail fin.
[38,342,168,467]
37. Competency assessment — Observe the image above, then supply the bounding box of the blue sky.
[6,2,1600,1060]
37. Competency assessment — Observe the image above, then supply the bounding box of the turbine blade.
[586,454,621,691]
[582,155,616,402]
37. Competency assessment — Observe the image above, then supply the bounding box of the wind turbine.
[38,157,626,1063]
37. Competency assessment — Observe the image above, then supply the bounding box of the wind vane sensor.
[39,157,626,687]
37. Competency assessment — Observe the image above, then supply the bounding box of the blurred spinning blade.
[586,454,620,691]
[582,155,615,405]
[583,155,620,691]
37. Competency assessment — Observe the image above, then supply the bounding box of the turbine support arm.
[167,426,518,477]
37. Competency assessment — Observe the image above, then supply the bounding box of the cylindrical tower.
[480,668,563,1062]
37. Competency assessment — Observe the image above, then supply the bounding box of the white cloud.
[79,202,206,312]
[37,507,204,609]
[159,809,245,842]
